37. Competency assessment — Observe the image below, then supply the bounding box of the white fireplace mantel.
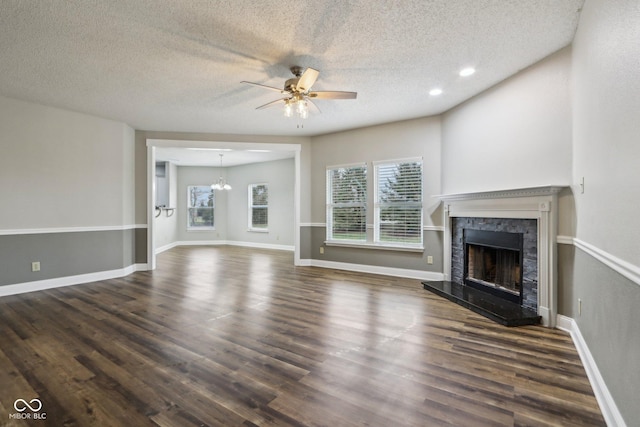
[439,186,568,327]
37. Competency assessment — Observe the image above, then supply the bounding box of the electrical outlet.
[427,256,433,265]
[31,261,41,272]
[319,247,324,254]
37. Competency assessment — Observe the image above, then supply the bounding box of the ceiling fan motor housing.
[284,77,300,93]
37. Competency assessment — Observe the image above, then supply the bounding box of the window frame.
[373,157,423,249]
[248,183,269,232]
[326,163,368,243]
[186,185,215,230]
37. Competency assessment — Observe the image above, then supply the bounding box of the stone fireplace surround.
[452,217,538,310]
[439,186,566,327]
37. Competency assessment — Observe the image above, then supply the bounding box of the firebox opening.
[466,244,521,295]
[463,228,524,305]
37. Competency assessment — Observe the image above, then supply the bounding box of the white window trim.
[248,183,269,232]
[187,185,215,231]
[325,240,424,252]
[372,156,423,166]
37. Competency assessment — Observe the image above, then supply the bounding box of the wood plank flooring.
[0,246,605,426]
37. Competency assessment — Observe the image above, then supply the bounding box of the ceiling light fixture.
[429,88,443,96]
[284,93,309,119]
[459,67,476,77]
[211,153,232,191]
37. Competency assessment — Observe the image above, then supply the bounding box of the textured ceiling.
[0,1,584,137]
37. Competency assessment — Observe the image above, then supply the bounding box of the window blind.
[374,160,423,246]
[326,165,367,241]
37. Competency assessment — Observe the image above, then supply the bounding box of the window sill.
[324,240,424,253]
[248,228,269,233]
[187,227,216,232]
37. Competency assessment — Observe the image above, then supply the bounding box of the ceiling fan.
[241,66,357,119]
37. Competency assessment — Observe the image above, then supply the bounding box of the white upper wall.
[227,158,295,245]
[0,95,135,230]
[441,47,573,194]
[176,166,228,242]
[572,0,640,264]
[310,116,442,226]
[166,159,295,246]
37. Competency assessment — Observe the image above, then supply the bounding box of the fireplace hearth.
[423,218,541,326]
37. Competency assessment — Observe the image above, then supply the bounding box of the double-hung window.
[248,183,268,231]
[374,158,423,248]
[187,185,215,229]
[326,164,367,241]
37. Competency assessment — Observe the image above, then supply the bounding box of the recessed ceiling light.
[429,88,443,96]
[247,149,271,153]
[459,67,476,77]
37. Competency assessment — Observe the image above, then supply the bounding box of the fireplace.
[451,217,538,311]
[464,229,523,304]
[439,186,566,327]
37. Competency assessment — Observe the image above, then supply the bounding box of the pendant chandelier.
[211,153,232,191]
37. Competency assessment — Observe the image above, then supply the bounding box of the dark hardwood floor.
[0,246,605,426]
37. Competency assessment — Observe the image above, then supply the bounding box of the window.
[187,185,214,229]
[249,183,268,231]
[326,164,367,241]
[374,159,423,247]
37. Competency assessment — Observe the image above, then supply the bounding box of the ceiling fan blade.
[296,68,320,92]
[256,98,286,110]
[306,99,322,114]
[309,91,357,99]
[241,81,285,93]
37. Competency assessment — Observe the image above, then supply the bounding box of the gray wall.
[0,96,139,286]
[135,130,311,227]
[0,96,136,229]
[0,230,137,286]
[156,158,295,248]
[441,47,573,195]
[3,4,639,421]
[567,0,640,422]
[176,166,229,243]
[437,3,640,421]
[304,225,443,274]
[306,116,443,272]
[227,158,295,246]
[154,162,178,250]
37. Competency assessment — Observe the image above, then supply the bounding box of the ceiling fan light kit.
[242,66,357,121]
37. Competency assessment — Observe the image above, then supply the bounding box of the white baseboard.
[304,259,445,281]
[155,241,179,254]
[0,263,148,298]
[538,305,551,327]
[227,241,295,252]
[556,314,626,427]
[169,240,294,252]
